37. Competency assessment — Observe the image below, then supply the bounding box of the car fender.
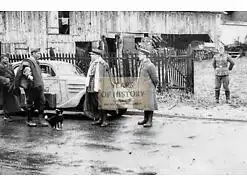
[57,89,86,108]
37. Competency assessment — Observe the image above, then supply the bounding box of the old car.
[13,60,127,117]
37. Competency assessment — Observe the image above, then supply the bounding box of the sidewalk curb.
[126,111,247,123]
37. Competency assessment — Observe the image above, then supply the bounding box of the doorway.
[75,42,92,74]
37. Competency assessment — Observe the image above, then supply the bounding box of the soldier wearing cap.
[135,44,158,128]
[0,53,21,120]
[213,45,235,104]
[84,48,117,127]
[15,48,48,127]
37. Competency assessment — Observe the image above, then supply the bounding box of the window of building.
[58,11,70,34]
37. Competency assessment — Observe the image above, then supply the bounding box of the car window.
[56,63,85,77]
[40,64,56,77]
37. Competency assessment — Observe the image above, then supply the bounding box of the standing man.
[135,45,158,128]
[84,48,117,127]
[213,45,235,104]
[15,48,48,127]
[99,35,109,57]
[0,54,21,120]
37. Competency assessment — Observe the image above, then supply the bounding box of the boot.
[225,91,230,104]
[91,110,107,126]
[138,111,148,125]
[91,110,103,126]
[37,112,49,127]
[143,111,153,128]
[37,110,49,127]
[91,119,102,126]
[100,110,109,127]
[3,112,13,121]
[27,109,37,127]
[215,90,220,104]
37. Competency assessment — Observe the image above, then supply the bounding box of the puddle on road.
[187,135,197,139]
[137,171,157,175]
[82,143,124,152]
[171,145,183,148]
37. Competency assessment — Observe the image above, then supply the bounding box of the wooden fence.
[9,52,194,93]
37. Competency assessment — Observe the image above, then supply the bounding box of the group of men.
[83,43,159,127]
[0,40,235,128]
[0,43,159,128]
[0,48,48,127]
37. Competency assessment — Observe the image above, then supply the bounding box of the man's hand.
[28,75,33,81]
[5,78,10,84]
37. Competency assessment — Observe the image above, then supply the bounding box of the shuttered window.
[58,11,70,35]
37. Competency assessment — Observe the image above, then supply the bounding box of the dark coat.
[15,57,44,89]
[0,63,21,114]
[213,53,235,76]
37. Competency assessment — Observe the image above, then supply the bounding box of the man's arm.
[212,56,216,69]
[147,63,158,87]
[227,55,235,70]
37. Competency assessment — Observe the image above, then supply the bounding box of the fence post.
[164,53,169,92]
[186,55,194,94]
[46,53,49,60]
[191,56,194,94]
[157,53,161,92]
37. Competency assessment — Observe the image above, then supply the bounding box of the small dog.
[45,109,64,130]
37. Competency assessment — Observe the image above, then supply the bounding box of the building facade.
[0,11,222,54]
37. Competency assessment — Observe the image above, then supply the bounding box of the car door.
[40,63,63,106]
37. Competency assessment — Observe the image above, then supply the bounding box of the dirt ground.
[194,56,247,107]
[155,57,247,120]
[1,115,247,175]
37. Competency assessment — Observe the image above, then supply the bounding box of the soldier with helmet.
[213,45,235,104]
[135,42,158,128]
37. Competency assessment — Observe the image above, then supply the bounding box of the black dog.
[45,109,64,130]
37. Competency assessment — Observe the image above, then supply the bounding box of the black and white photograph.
[1,1,247,182]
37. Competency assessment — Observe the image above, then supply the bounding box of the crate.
[44,92,57,109]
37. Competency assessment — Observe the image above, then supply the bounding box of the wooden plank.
[157,54,161,92]
[162,54,167,90]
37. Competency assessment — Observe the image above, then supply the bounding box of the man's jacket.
[213,53,235,76]
[15,57,44,89]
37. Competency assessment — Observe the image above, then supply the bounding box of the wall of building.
[0,11,222,54]
[0,11,48,54]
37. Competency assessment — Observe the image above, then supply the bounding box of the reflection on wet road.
[1,115,247,174]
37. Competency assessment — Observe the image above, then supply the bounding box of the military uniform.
[212,53,234,103]
[136,44,158,128]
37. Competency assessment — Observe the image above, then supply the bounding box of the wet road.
[1,114,247,175]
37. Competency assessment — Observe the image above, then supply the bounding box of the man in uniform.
[213,45,235,104]
[135,44,158,128]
